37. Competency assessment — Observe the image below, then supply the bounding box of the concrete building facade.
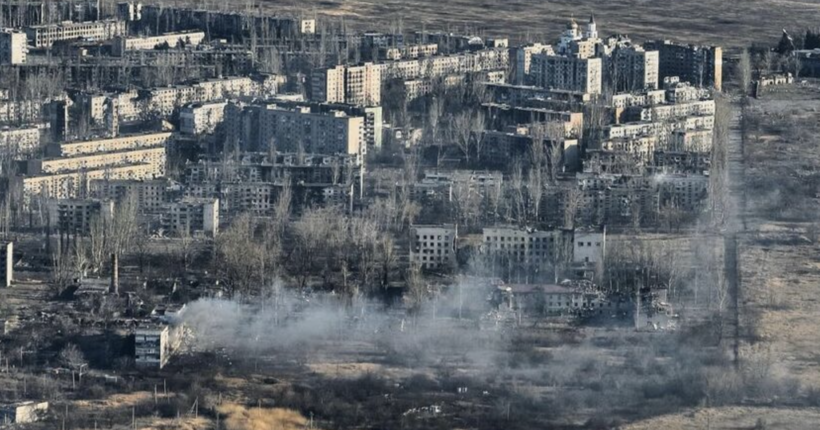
[25,19,126,47]
[643,40,723,91]
[0,29,26,64]
[530,53,602,94]
[410,225,457,270]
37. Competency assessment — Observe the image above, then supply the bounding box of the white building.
[179,102,227,135]
[25,20,126,48]
[0,29,27,65]
[112,31,205,56]
[573,229,606,265]
[0,125,43,158]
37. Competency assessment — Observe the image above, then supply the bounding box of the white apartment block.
[19,132,171,205]
[52,132,173,157]
[531,53,602,95]
[25,20,126,48]
[410,225,457,270]
[515,43,554,85]
[382,48,509,81]
[0,29,27,65]
[112,31,205,56]
[84,76,280,122]
[311,63,381,106]
[383,44,438,60]
[180,102,227,135]
[0,125,43,158]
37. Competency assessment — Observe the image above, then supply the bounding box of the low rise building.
[0,401,49,424]
[134,323,183,369]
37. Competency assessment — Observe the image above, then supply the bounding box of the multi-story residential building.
[413,171,503,202]
[656,173,709,211]
[482,125,580,170]
[135,5,313,40]
[89,178,177,211]
[311,63,382,106]
[530,53,602,95]
[652,150,711,175]
[79,75,282,123]
[382,43,438,60]
[179,102,227,135]
[17,132,171,205]
[482,226,574,273]
[111,31,205,56]
[572,172,707,226]
[513,43,555,85]
[48,198,115,236]
[162,198,219,237]
[25,19,126,48]
[381,48,509,81]
[608,45,659,91]
[224,104,366,161]
[643,40,723,91]
[483,103,584,137]
[0,125,44,159]
[410,225,457,270]
[0,29,26,65]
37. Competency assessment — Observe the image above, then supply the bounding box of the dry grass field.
[246,0,820,47]
[737,84,820,389]
[624,406,820,430]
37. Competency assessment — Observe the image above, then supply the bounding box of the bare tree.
[60,343,88,388]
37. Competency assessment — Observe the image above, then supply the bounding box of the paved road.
[724,99,747,368]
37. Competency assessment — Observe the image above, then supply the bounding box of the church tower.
[586,15,598,40]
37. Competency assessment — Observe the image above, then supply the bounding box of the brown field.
[624,406,820,430]
[736,84,820,388]
[246,0,820,48]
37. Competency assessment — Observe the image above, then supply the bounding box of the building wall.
[410,225,457,270]
[531,54,602,94]
[644,40,723,91]
[25,20,126,47]
[0,29,26,65]
[180,102,227,135]
[112,31,205,56]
